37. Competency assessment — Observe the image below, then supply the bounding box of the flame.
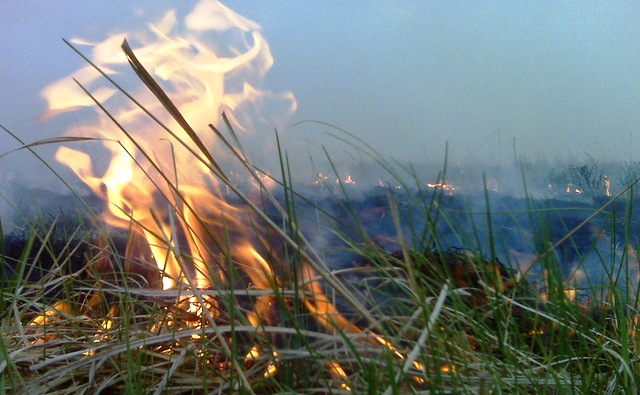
[427,180,456,194]
[327,361,351,390]
[312,172,357,186]
[38,0,427,388]
[604,175,611,197]
[45,0,296,292]
[29,301,73,327]
[341,174,356,185]
[313,172,331,185]
[565,183,583,194]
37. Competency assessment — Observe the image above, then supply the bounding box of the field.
[1,40,640,395]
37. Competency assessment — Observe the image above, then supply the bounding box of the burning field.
[2,1,640,394]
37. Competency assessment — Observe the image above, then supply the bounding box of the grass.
[1,40,640,394]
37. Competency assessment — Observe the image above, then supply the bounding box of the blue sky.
[1,1,639,189]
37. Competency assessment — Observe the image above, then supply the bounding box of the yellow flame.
[29,301,73,327]
[40,1,428,387]
[46,0,296,292]
[327,361,351,391]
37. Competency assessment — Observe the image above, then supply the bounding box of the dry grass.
[1,38,640,394]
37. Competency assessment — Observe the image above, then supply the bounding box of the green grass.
[1,39,640,394]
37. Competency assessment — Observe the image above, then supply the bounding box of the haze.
[1,1,639,191]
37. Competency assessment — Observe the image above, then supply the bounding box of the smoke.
[1,1,639,299]
[2,2,639,188]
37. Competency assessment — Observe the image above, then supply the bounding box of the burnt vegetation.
[2,181,638,393]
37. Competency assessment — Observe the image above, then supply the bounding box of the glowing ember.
[565,183,583,194]
[313,172,357,186]
[604,175,611,197]
[341,174,356,185]
[326,361,351,390]
[313,172,331,185]
[427,180,456,193]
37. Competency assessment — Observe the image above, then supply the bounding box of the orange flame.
[39,1,425,387]
[45,0,296,291]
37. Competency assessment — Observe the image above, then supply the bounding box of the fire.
[427,180,456,195]
[313,172,331,185]
[45,0,295,292]
[36,0,424,389]
[565,183,583,194]
[341,174,356,185]
[312,172,357,186]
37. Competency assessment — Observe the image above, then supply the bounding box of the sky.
[1,1,639,192]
